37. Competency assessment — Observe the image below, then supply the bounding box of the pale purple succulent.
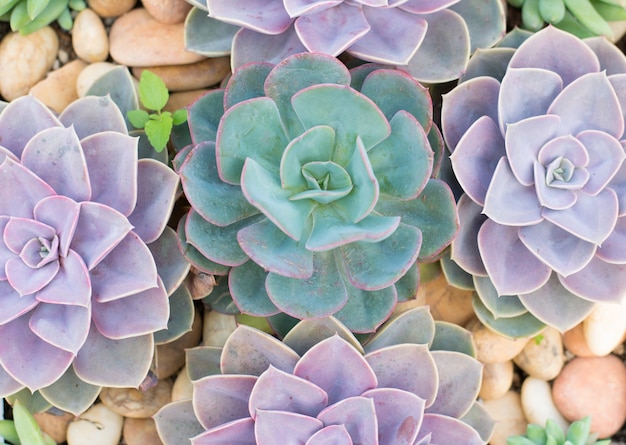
[184,0,505,83]
[0,95,181,410]
[441,26,626,337]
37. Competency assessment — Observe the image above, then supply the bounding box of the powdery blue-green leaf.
[153,284,194,344]
[474,275,529,318]
[364,306,435,353]
[184,7,239,56]
[138,70,169,112]
[39,366,101,415]
[224,62,273,110]
[473,293,546,339]
[331,284,397,333]
[229,260,281,317]
[431,321,476,357]
[176,214,231,276]
[187,89,224,144]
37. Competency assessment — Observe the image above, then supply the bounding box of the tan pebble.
[100,379,173,418]
[563,322,596,357]
[552,355,626,438]
[165,89,210,113]
[482,391,527,445]
[87,0,137,17]
[76,62,119,97]
[66,404,123,445]
[110,8,205,67]
[521,377,568,431]
[34,411,74,444]
[0,27,58,101]
[172,365,194,402]
[479,360,513,400]
[203,308,238,347]
[30,60,87,113]
[73,8,109,63]
[154,307,203,379]
[123,417,164,445]
[132,57,230,92]
[583,301,626,357]
[415,271,475,326]
[469,320,530,364]
[142,0,192,24]
[513,327,564,380]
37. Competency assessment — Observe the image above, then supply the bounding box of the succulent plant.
[183,0,506,83]
[0,399,55,445]
[0,93,189,415]
[440,26,626,338]
[0,0,86,34]
[507,417,611,445]
[509,0,626,39]
[155,306,494,444]
[176,52,458,333]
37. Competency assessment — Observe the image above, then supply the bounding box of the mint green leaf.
[507,437,542,445]
[27,0,47,19]
[0,420,21,444]
[127,109,150,129]
[145,112,173,152]
[138,70,169,112]
[172,108,188,125]
[0,0,20,17]
[13,400,48,445]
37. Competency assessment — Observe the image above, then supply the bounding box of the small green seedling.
[534,333,545,345]
[0,399,56,445]
[507,416,611,445]
[127,70,187,153]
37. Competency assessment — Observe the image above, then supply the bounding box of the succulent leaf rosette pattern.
[0,95,181,410]
[177,53,458,333]
[184,0,506,82]
[155,307,493,444]
[441,26,626,337]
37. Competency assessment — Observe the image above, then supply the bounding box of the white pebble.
[583,301,626,356]
[521,376,569,431]
[66,404,123,445]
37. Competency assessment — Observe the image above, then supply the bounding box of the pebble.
[154,308,203,379]
[30,59,87,113]
[165,89,210,113]
[87,0,137,18]
[417,271,475,326]
[142,0,192,24]
[72,8,109,63]
[76,61,119,97]
[552,355,626,438]
[132,57,230,92]
[468,319,531,364]
[563,322,596,357]
[0,27,59,101]
[513,326,564,380]
[479,360,513,400]
[172,365,194,402]
[66,404,123,445]
[482,391,527,445]
[34,411,74,444]
[520,377,569,431]
[109,8,205,67]
[203,308,238,347]
[583,301,626,357]
[100,378,173,419]
[123,417,164,445]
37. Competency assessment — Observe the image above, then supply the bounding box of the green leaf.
[508,0,526,8]
[0,0,20,17]
[145,112,173,152]
[507,436,543,445]
[127,109,150,129]
[138,70,169,112]
[13,400,48,445]
[10,1,30,30]
[526,424,548,443]
[68,0,85,10]
[539,0,566,22]
[27,0,48,19]
[172,108,187,125]
[522,0,545,30]
[563,0,614,36]
[0,420,20,444]
[545,419,566,443]
[565,417,591,445]
[592,0,626,20]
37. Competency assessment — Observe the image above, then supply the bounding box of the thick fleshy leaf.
[560,256,626,304]
[177,214,231,276]
[283,317,363,356]
[0,158,55,218]
[155,400,205,445]
[185,9,239,57]
[416,413,484,445]
[255,410,323,443]
[250,366,328,417]
[284,0,341,16]
[332,284,397,333]
[73,324,154,387]
[5,256,58,296]
[3,217,55,254]
[400,0,461,13]
[0,281,38,324]
[597,216,626,263]
[39,366,101,416]
[128,159,179,243]
[451,194,487,276]
[187,90,224,145]
[192,417,256,445]
[92,276,169,339]
[364,306,435,353]
[29,301,89,354]
[294,3,370,56]
[228,261,280,316]
[35,249,91,306]
[89,231,159,303]
[533,162,578,211]
[578,130,625,195]
[59,95,128,139]
[192,375,257,429]
[207,0,293,34]
[231,26,308,69]
[431,321,476,357]
[365,344,438,406]
[316,397,377,445]
[473,293,546,338]
[519,220,597,276]
[348,7,426,65]
[0,315,73,391]
[0,365,24,397]
[448,0,505,51]
[306,424,353,445]
[33,195,79,258]
[294,336,376,405]
[21,126,91,202]
[477,219,552,295]
[224,62,273,110]
[148,226,190,296]
[450,116,504,206]
[473,276,531,319]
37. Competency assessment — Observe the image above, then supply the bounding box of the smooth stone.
[203,308,238,347]
[87,0,137,17]
[123,417,163,445]
[100,379,173,419]
[482,391,527,445]
[479,360,514,400]
[110,8,205,67]
[34,411,74,444]
[552,355,626,438]
[171,365,194,402]
[165,89,210,113]
[513,326,564,380]
[76,62,120,97]
[142,0,192,24]
[563,322,597,357]
[154,307,203,379]
[583,301,626,357]
[521,376,569,432]
[66,404,123,445]
[30,59,87,113]
[414,271,475,326]
[468,319,531,364]
[73,8,109,63]
[0,27,59,101]
[132,57,230,92]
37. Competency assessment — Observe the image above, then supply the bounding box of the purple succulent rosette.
[175,53,458,333]
[0,95,183,413]
[155,307,494,444]
[441,26,626,337]
[184,0,505,83]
